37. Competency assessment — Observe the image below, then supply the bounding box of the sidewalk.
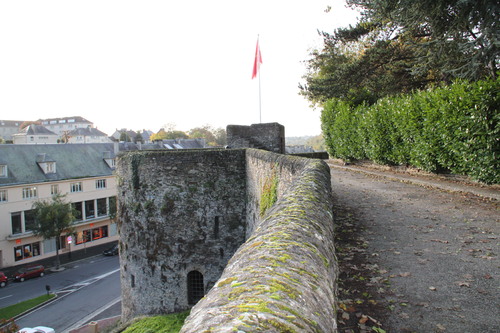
[327,160,499,201]
[1,242,116,279]
[329,161,499,332]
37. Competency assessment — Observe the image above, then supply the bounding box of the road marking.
[64,296,121,333]
[56,268,120,293]
[0,294,13,300]
[15,268,121,321]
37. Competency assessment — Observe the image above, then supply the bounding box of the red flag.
[252,39,262,79]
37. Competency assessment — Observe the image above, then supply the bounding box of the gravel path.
[329,163,499,333]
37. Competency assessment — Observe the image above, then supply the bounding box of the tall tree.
[119,132,131,142]
[189,126,217,146]
[348,0,499,79]
[134,132,144,144]
[31,194,76,269]
[301,0,499,106]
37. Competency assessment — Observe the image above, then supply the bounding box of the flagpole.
[258,46,262,124]
[252,34,263,123]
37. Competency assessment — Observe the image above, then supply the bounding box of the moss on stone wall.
[259,170,278,217]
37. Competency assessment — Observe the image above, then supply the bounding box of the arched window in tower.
[187,270,204,305]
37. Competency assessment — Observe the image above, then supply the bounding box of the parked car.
[17,326,55,333]
[13,265,45,282]
[0,271,7,287]
[103,243,118,256]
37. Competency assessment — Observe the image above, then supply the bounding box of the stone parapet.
[181,149,337,332]
[116,148,337,332]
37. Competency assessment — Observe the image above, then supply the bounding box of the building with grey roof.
[67,127,112,144]
[38,116,94,136]
[0,143,122,268]
[12,124,59,144]
[0,120,26,141]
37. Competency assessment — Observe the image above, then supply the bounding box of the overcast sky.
[0,1,358,137]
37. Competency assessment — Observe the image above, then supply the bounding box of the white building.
[67,127,112,144]
[0,143,120,269]
[38,116,94,137]
[12,125,59,145]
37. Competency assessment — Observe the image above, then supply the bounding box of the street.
[1,255,121,332]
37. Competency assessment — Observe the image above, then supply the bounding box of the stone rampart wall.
[117,149,337,332]
[117,150,247,320]
[181,149,337,332]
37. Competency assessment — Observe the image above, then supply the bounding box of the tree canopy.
[150,125,226,146]
[301,0,499,106]
[31,194,76,269]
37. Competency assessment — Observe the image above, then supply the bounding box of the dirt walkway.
[329,162,499,333]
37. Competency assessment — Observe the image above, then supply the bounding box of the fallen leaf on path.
[399,272,411,277]
[341,311,350,320]
[436,323,446,331]
[431,239,449,243]
[484,274,492,279]
[457,281,470,287]
[429,286,437,291]
[359,315,368,324]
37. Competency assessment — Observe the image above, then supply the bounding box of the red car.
[0,271,7,287]
[14,265,45,282]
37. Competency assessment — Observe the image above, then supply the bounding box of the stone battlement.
[116,148,337,332]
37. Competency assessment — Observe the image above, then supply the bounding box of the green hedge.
[321,77,499,184]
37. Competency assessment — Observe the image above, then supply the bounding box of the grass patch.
[122,311,190,333]
[0,294,56,320]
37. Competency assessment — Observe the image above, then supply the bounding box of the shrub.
[321,77,499,184]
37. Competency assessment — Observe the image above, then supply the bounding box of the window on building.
[24,210,37,232]
[85,200,95,219]
[22,187,37,199]
[13,242,41,262]
[70,182,82,192]
[11,212,22,234]
[97,198,107,216]
[96,179,106,189]
[109,196,117,217]
[0,189,7,202]
[73,202,83,221]
[0,164,7,177]
[51,184,59,195]
[75,226,108,244]
[46,162,56,174]
[92,226,106,240]
[187,271,205,305]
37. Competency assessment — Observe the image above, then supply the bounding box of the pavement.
[1,242,117,280]
[328,159,499,333]
[327,160,499,201]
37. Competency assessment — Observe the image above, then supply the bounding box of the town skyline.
[0,1,358,137]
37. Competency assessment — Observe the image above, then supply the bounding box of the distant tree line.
[149,125,227,147]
